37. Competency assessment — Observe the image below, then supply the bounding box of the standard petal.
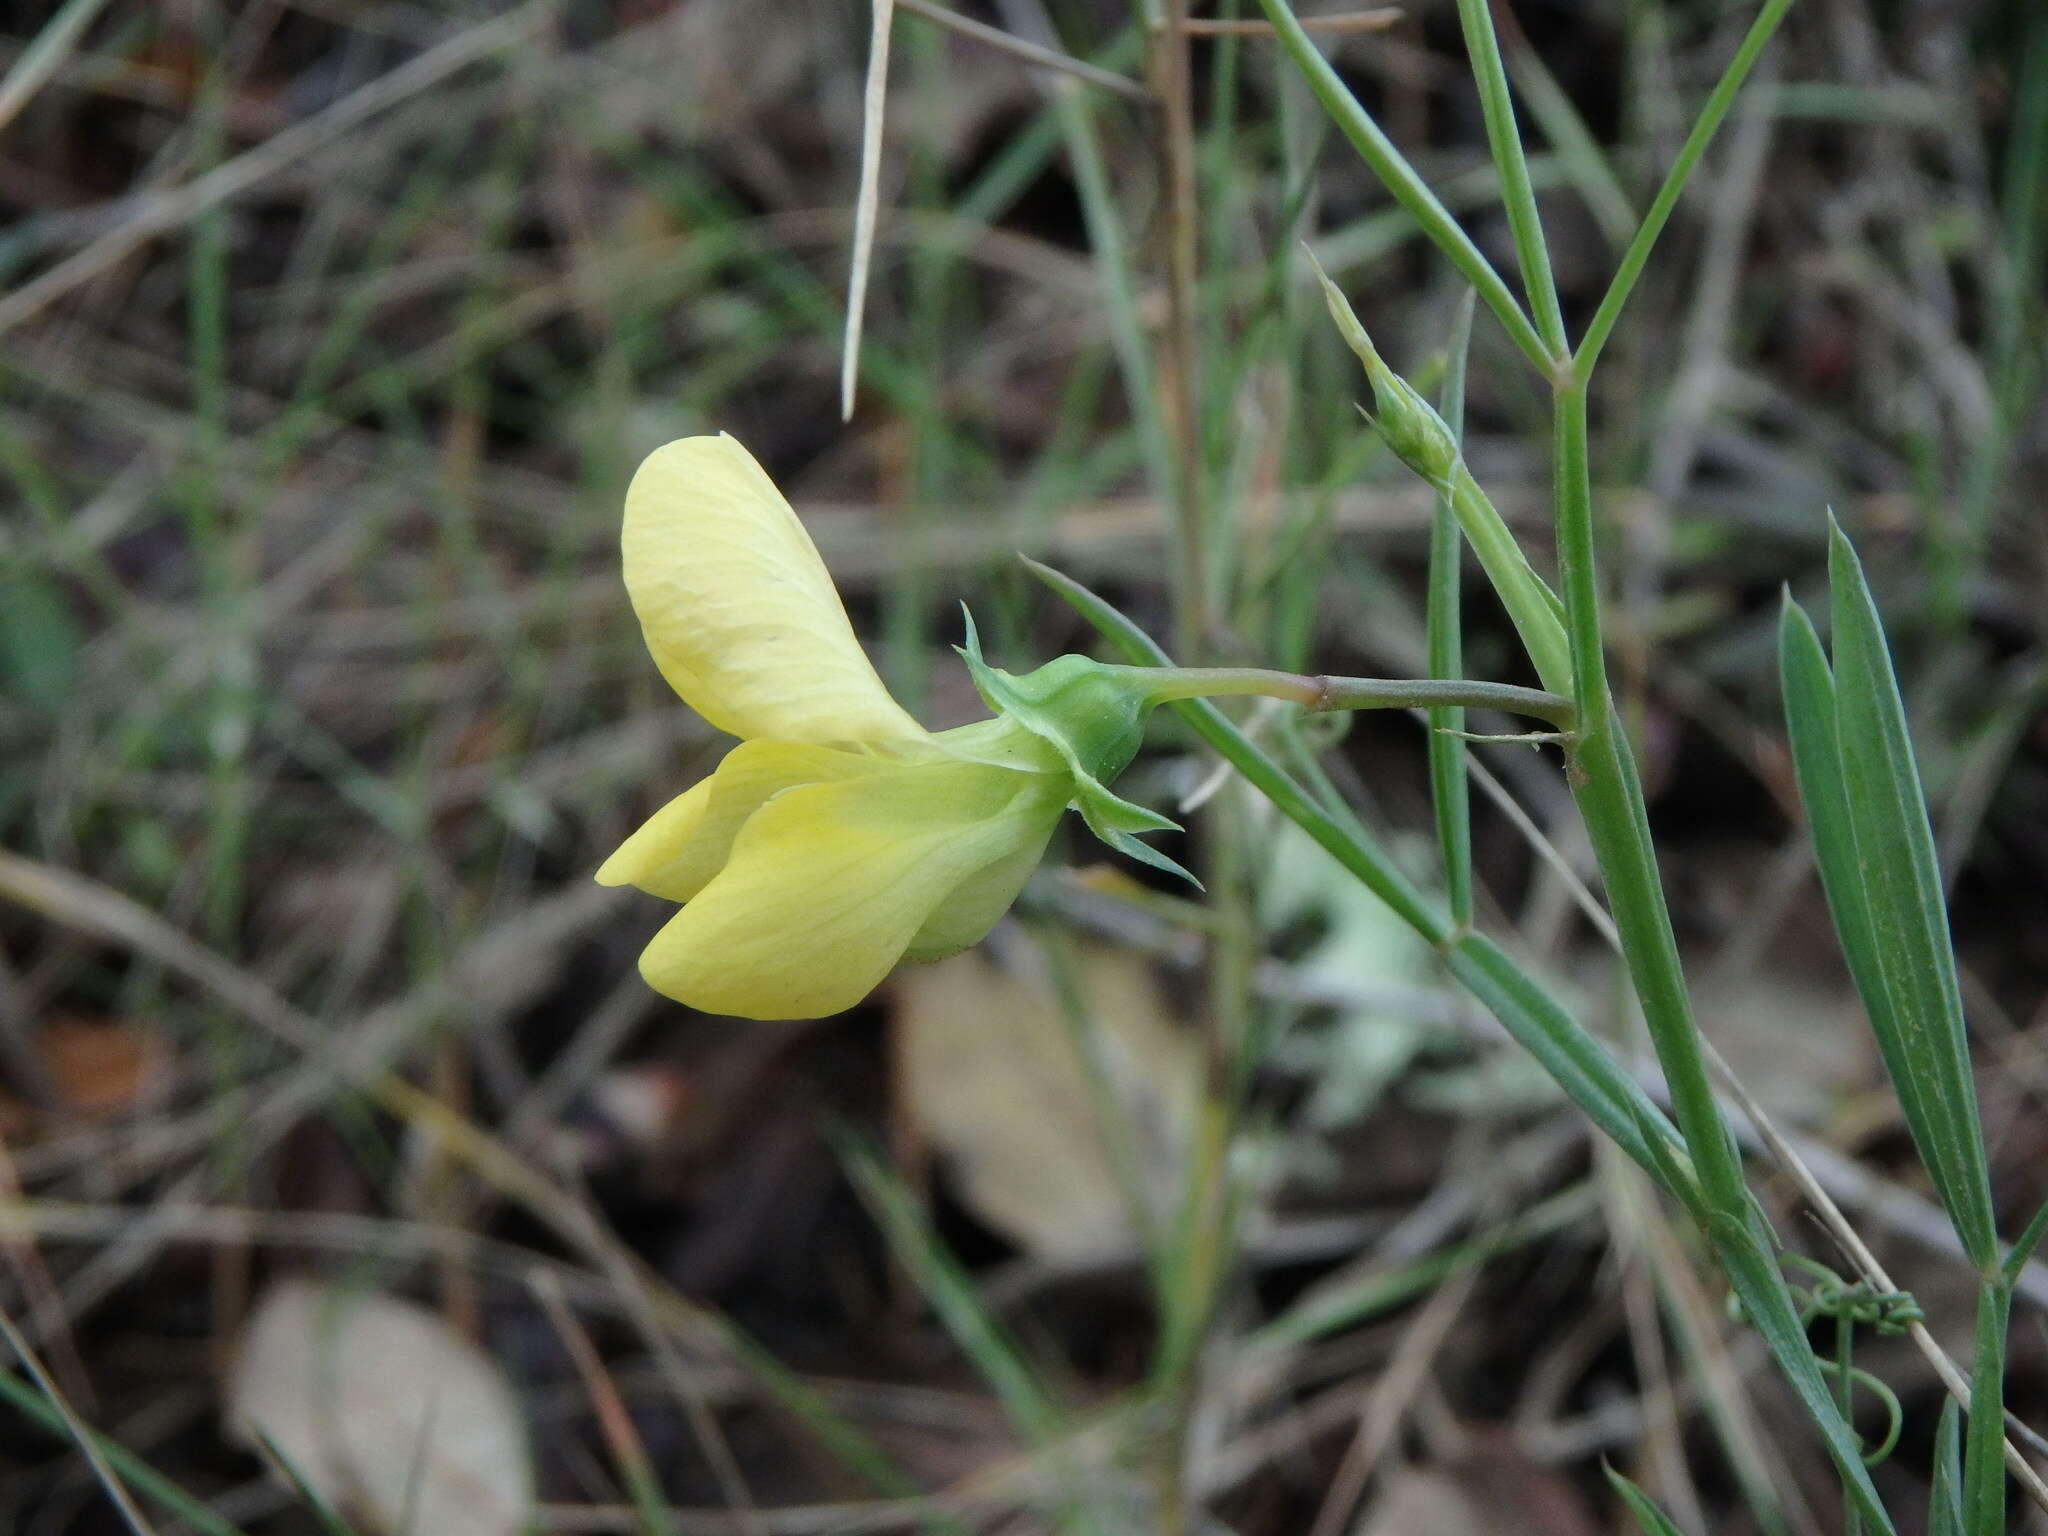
[595,741,903,902]
[637,759,1067,1019]
[623,434,925,744]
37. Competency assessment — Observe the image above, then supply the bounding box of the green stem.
[1133,666,1577,727]
[1551,382,1745,1214]
[1963,1280,2012,1535]
[1571,0,1797,383]
[1253,0,1556,374]
[1451,0,1568,354]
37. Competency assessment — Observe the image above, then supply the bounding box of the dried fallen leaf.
[22,1016,171,1124]
[224,1279,535,1536]
[894,943,1198,1261]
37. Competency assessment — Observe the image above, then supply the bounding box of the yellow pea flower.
[598,433,1117,1021]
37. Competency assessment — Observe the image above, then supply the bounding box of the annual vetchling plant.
[599,1,2048,1531]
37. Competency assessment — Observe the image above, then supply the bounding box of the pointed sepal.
[956,608,1195,885]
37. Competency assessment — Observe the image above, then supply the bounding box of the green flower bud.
[1308,254,1461,489]
[956,609,1196,886]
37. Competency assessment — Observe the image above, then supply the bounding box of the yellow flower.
[597,434,1075,1020]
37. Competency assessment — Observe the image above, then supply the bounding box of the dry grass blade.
[842,0,897,420]
[1181,8,1399,35]
[0,0,115,135]
[0,3,544,338]
[0,1307,161,1536]
[895,0,1149,98]
[0,851,809,1511]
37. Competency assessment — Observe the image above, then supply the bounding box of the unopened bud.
[1308,252,1461,488]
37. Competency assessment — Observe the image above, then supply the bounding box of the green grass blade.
[1825,519,1997,1269]
[249,1429,363,1536]
[1568,714,1746,1213]
[0,1369,250,1536]
[1604,1465,1687,1536]
[1703,1213,1896,1534]
[1492,18,1636,248]
[1252,1183,1595,1352]
[1428,289,1477,925]
[1962,1281,2011,1535]
[840,1138,1066,1444]
[839,1139,1113,1536]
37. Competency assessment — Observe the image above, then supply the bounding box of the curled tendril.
[1811,1355,1907,1465]
[1720,1255,1916,1467]
[1783,1255,1927,1337]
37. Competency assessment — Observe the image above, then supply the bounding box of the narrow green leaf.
[1449,0,1567,352]
[1704,1212,1897,1534]
[1961,1281,2011,1536]
[1778,595,1944,1224]
[840,1144,1116,1536]
[1604,1465,1687,1536]
[2002,1193,2048,1287]
[1444,933,1685,1183]
[1568,715,1747,1214]
[1826,520,1997,1268]
[1255,1183,1595,1351]
[0,567,80,713]
[1571,0,1798,380]
[1931,1398,1966,1536]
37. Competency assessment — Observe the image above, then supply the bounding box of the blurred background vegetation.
[0,0,2043,1531]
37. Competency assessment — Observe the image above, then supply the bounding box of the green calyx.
[956,608,1196,886]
